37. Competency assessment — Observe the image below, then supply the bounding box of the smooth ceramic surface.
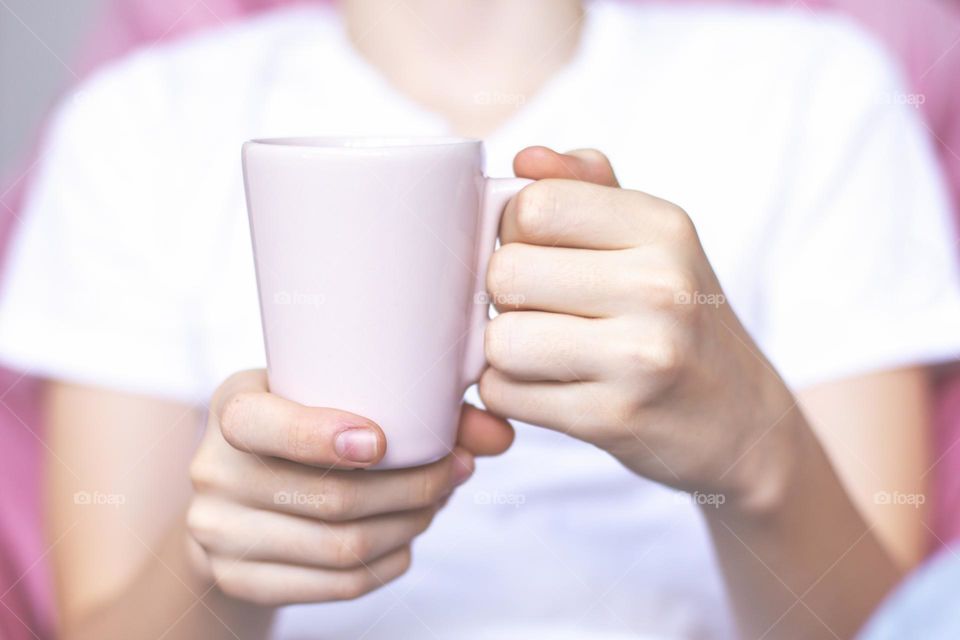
[243,137,528,468]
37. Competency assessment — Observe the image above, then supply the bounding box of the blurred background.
[0,0,103,175]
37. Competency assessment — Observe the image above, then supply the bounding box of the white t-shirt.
[2,2,960,638]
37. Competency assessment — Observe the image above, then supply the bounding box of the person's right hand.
[185,369,514,606]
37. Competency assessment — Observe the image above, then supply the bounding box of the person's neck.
[342,0,585,138]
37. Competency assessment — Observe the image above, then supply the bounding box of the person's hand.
[186,369,513,605]
[479,147,798,510]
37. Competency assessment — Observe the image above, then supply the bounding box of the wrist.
[720,387,809,520]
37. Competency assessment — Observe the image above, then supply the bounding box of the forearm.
[60,517,275,640]
[704,412,902,640]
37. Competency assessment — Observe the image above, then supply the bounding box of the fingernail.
[451,454,475,486]
[335,428,380,463]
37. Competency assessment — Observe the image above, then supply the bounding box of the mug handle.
[461,177,533,387]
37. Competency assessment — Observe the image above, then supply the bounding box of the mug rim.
[245,136,482,151]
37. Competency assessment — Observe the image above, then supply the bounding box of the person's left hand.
[479,146,799,511]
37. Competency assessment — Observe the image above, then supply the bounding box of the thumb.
[513,145,620,187]
[213,369,387,468]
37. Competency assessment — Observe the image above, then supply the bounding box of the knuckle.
[624,334,684,378]
[638,267,699,311]
[415,507,438,535]
[212,569,244,600]
[331,570,373,601]
[333,527,373,568]
[646,337,684,376]
[412,466,445,508]
[331,548,413,601]
[597,386,643,428]
[395,546,413,575]
[217,391,255,444]
[664,267,697,298]
[188,455,220,493]
[607,400,636,430]
[486,244,520,297]
[619,340,648,372]
[318,478,359,521]
[660,204,697,242]
[478,370,505,415]
[213,564,271,606]
[621,332,685,377]
[484,313,515,371]
[513,182,554,238]
[576,148,610,165]
[669,273,699,315]
[185,502,219,545]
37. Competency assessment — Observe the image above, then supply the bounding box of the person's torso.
[90,2,877,636]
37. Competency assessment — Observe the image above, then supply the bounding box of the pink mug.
[242,137,529,469]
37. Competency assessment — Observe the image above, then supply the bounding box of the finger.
[215,375,386,469]
[485,311,619,382]
[487,242,639,317]
[238,448,474,521]
[513,146,620,187]
[479,368,614,441]
[500,179,691,249]
[457,403,515,456]
[210,545,412,606]
[189,496,436,570]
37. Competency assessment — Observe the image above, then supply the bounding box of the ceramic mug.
[243,137,529,469]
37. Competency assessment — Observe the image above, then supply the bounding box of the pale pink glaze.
[243,137,528,468]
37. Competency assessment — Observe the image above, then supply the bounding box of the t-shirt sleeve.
[0,67,205,401]
[759,24,960,390]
